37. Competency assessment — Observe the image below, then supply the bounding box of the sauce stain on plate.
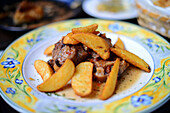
[54,66,142,101]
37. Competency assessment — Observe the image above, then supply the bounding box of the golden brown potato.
[110,48,151,72]
[72,24,98,34]
[99,58,120,100]
[63,32,79,45]
[71,62,93,97]
[72,33,110,60]
[34,60,54,81]
[37,59,75,92]
[114,38,125,49]
[44,45,55,55]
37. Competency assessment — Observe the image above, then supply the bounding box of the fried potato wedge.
[99,58,120,100]
[72,24,98,33]
[71,62,93,97]
[114,38,125,49]
[63,32,79,45]
[72,33,110,60]
[37,59,75,92]
[44,45,55,55]
[34,60,54,81]
[110,48,151,72]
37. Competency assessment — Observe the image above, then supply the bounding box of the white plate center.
[22,32,154,105]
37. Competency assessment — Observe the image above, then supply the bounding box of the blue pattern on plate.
[153,77,161,83]
[1,58,20,68]
[15,79,23,84]
[109,23,123,32]
[6,88,16,95]
[131,94,153,107]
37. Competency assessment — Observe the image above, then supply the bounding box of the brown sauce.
[116,66,142,94]
[54,66,142,101]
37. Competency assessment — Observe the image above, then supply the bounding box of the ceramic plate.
[0,19,170,113]
[0,51,3,57]
[82,0,138,20]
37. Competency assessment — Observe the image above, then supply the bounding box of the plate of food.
[0,19,169,113]
[0,0,81,31]
[82,0,138,20]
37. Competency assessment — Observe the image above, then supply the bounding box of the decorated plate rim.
[0,18,170,113]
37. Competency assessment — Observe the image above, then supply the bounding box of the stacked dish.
[136,0,170,38]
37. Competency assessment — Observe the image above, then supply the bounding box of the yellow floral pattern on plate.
[0,19,169,113]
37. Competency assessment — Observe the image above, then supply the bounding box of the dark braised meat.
[90,59,115,82]
[99,33,112,47]
[50,40,88,69]
[90,59,129,82]
[119,60,129,75]
[49,33,129,82]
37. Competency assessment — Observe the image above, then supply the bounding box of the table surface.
[0,5,170,113]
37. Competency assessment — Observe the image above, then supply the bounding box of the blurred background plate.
[0,0,81,31]
[82,0,138,20]
[136,0,170,38]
